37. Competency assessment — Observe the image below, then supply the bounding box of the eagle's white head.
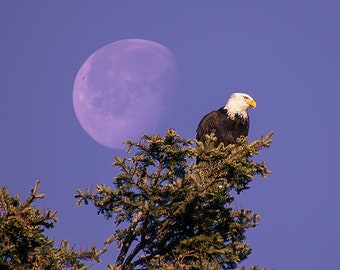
[224,93,256,119]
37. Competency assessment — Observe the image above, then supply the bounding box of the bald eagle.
[196,93,256,162]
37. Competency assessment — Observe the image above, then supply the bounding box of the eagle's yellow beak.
[247,99,257,109]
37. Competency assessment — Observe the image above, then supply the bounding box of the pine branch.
[0,181,100,269]
[77,129,274,269]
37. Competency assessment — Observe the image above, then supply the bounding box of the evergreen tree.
[0,181,101,270]
[76,129,273,269]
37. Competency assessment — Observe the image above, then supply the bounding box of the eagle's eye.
[243,96,250,100]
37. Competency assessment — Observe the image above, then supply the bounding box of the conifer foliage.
[0,181,100,270]
[76,129,273,269]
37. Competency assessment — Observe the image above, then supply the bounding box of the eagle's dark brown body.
[196,107,249,147]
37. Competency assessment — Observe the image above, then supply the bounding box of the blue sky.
[1,1,340,269]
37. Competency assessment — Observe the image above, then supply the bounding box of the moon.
[73,39,179,149]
